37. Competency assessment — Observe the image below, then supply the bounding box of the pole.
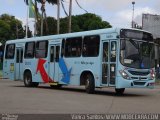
[44,10,49,34]
[41,0,46,36]
[132,1,135,28]
[68,0,72,33]
[41,11,44,36]
[34,21,36,37]
[41,7,44,36]
[26,4,29,38]
[57,0,60,34]
[34,0,38,37]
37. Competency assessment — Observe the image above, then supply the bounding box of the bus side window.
[5,44,15,59]
[56,46,60,62]
[16,49,23,63]
[16,49,19,63]
[50,46,54,62]
[24,42,35,58]
[61,39,65,57]
[50,46,60,62]
[103,42,108,62]
[111,41,117,62]
[65,37,82,57]
[82,35,100,57]
[35,41,48,58]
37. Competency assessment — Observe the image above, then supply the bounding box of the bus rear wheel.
[24,72,39,87]
[85,74,95,94]
[115,88,125,95]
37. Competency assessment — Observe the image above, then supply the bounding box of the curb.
[0,77,8,80]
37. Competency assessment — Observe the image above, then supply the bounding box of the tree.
[0,20,10,45]
[46,0,57,4]
[35,0,57,4]
[72,13,112,31]
[35,0,60,35]
[37,16,57,35]
[0,14,32,45]
[36,13,112,35]
[60,13,112,34]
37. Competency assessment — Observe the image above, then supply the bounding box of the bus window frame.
[5,44,15,59]
[64,37,82,58]
[24,41,35,59]
[61,39,65,57]
[35,40,48,58]
[82,35,100,57]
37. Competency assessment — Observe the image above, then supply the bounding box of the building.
[142,13,160,71]
[142,13,160,39]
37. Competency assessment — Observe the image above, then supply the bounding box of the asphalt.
[0,79,160,114]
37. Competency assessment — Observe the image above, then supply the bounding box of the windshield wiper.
[129,39,139,49]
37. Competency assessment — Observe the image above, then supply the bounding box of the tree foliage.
[70,13,112,32]
[0,14,32,45]
[35,0,58,4]
[46,0,58,4]
[37,13,112,36]
[37,16,57,36]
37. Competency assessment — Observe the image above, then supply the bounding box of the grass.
[156,78,160,85]
[0,70,2,78]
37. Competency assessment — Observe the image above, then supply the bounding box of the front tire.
[85,74,95,94]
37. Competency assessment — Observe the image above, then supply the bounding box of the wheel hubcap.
[25,76,30,84]
[86,78,89,88]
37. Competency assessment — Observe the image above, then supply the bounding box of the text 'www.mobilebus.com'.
[71,114,159,120]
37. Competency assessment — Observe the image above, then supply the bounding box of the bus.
[3,28,155,94]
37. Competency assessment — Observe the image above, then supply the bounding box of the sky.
[0,0,160,31]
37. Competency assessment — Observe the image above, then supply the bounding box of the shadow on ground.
[12,84,149,98]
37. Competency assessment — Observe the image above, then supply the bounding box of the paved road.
[0,79,160,114]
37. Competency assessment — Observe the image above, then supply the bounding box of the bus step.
[48,82,58,86]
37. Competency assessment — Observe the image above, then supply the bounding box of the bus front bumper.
[116,76,155,89]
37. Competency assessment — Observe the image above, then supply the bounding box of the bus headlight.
[150,69,155,80]
[119,70,130,80]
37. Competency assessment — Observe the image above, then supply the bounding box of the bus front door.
[49,45,60,82]
[15,48,23,80]
[102,41,117,86]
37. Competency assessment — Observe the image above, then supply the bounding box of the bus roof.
[5,27,152,44]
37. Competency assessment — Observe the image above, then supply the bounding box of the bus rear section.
[3,42,24,81]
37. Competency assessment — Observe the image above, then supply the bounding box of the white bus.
[3,28,155,94]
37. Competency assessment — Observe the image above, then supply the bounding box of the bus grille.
[131,77,147,80]
[128,70,150,76]
[133,82,146,86]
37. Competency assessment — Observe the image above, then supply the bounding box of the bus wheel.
[85,74,95,94]
[24,72,34,87]
[115,88,125,95]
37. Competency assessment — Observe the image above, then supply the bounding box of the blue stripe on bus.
[59,58,72,84]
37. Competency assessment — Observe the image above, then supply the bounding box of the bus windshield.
[120,39,155,69]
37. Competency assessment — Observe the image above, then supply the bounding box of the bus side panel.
[58,57,101,87]
[58,58,76,85]
[79,57,101,87]
[3,44,16,80]
[3,59,15,80]
[24,59,43,83]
